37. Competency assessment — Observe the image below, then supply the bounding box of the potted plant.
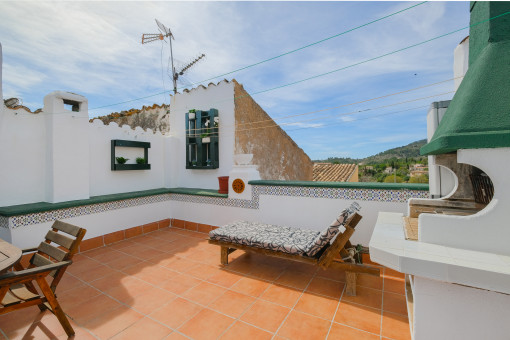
[136,157,146,164]
[116,157,129,164]
[191,159,197,167]
[201,133,210,143]
[188,109,196,120]
[201,118,211,143]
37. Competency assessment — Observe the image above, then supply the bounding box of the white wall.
[169,190,412,246]
[88,120,170,196]
[413,276,510,340]
[169,81,235,189]
[0,107,47,206]
[9,200,172,249]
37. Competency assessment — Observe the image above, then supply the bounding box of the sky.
[0,1,470,159]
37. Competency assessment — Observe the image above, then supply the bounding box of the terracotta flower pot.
[218,176,229,194]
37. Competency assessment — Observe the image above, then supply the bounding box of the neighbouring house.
[410,170,428,178]
[312,163,358,182]
[383,166,393,174]
[91,103,170,134]
[91,80,313,182]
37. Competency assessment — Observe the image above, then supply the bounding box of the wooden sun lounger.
[209,213,380,296]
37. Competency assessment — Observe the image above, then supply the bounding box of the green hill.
[314,139,427,164]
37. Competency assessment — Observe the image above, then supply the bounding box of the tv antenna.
[142,19,205,94]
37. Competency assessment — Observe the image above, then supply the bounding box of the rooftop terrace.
[0,226,409,340]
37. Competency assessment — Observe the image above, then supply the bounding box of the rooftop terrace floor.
[0,227,410,340]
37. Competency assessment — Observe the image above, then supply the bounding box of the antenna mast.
[142,19,205,94]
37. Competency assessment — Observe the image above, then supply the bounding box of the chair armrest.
[0,260,72,282]
[21,247,38,254]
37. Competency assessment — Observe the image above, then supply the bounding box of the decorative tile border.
[4,184,428,229]
[254,185,428,203]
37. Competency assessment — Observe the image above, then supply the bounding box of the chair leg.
[35,277,74,337]
[345,271,357,296]
[221,246,229,265]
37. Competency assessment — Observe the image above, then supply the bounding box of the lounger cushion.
[209,221,320,255]
[305,202,361,257]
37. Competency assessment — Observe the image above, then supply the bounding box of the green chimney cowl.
[421,1,510,156]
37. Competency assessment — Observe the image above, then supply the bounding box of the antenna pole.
[169,37,177,94]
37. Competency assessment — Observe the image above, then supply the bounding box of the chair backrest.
[317,213,362,269]
[29,221,86,291]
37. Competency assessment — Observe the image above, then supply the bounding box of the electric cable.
[86,8,510,112]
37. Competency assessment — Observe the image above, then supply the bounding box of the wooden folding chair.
[209,213,379,296]
[0,221,86,337]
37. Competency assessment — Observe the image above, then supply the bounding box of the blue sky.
[0,1,469,159]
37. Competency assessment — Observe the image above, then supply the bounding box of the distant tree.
[384,175,404,183]
[409,175,429,183]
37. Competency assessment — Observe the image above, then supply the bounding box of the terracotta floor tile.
[207,270,243,288]
[328,322,380,340]
[149,297,202,329]
[306,276,345,299]
[294,292,339,320]
[133,265,176,286]
[315,267,347,282]
[55,274,83,293]
[73,263,117,282]
[285,262,318,275]
[57,323,97,340]
[185,263,221,280]
[165,331,192,339]
[110,317,172,340]
[209,290,256,318]
[231,276,271,297]
[181,281,227,306]
[220,321,273,340]
[130,247,167,261]
[127,286,177,315]
[58,284,101,309]
[334,301,381,334]
[66,257,102,276]
[0,308,41,337]
[260,283,303,308]
[163,256,201,273]
[3,310,67,340]
[84,305,144,339]
[382,311,412,340]
[240,300,290,333]
[65,293,123,324]
[248,263,285,281]
[178,308,235,340]
[277,310,331,340]
[106,254,144,270]
[274,270,313,290]
[88,270,127,291]
[342,286,383,309]
[384,276,406,295]
[160,273,202,295]
[357,273,383,290]
[83,247,124,263]
[105,276,154,303]
[383,291,408,315]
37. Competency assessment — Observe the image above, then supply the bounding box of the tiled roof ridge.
[90,103,169,122]
[180,79,232,94]
[312,163,357,182]
[4,103,42,114]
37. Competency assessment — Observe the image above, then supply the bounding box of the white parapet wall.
[168,81,235,189]
[89,120,171,196]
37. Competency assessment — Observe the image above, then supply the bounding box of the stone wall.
[233,81,313,180]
